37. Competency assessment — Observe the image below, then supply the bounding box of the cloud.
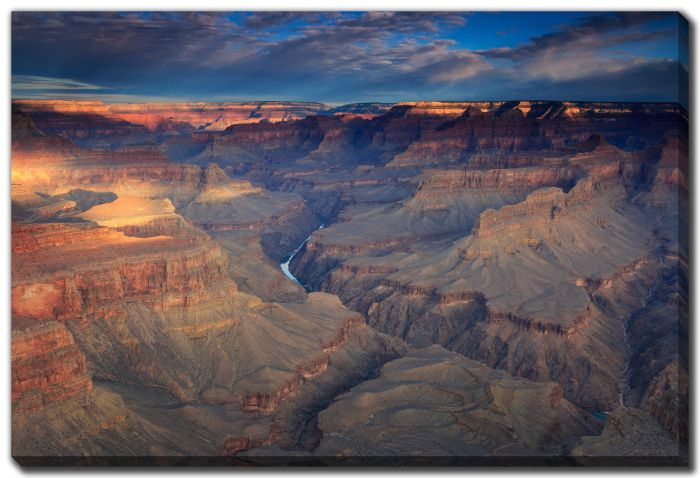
[336,11,467,33]
[474,12,679,86]
[11,11,685,105]
[11,11,470,74]
[12,75,105,91]
[481,12,673,62]
[243,12,327,30]
[12,91,186,103]
[12,12,256,74]
[495,58,683,104]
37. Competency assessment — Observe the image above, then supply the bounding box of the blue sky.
[11,11,688,106]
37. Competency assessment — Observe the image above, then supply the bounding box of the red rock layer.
[12,222,236,321]
[12,321,93,412]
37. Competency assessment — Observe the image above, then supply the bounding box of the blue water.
[586,410,609,423]
[280,224,324,284]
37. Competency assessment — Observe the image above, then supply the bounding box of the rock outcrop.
[315,346,600,457]
[12,321,93,413]
[12,220,236,321]
[572,408,686,465]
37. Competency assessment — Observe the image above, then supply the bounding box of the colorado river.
[280,224,324,285]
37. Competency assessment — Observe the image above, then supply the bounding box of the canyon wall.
[11,98,688,462]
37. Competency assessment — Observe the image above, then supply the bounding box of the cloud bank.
[11,11,687,105]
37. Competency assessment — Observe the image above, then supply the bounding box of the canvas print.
[10,11,688,466]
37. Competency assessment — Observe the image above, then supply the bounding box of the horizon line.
[11,98,686,107]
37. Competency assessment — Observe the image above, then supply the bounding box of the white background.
[1,0,697,475]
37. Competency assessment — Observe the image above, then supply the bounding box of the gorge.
[280,225,324,286]
[10,98,688,465]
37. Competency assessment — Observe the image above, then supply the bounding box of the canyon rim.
[9,11,689,466]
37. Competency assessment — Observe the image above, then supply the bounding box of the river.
[280,224,324,285]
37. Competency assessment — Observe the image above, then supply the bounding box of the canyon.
[11,99,688,465]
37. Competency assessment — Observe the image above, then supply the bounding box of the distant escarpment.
[383,101,683,168]
[12,100,330,147]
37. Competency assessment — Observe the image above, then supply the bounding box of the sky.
[11,11,688,106]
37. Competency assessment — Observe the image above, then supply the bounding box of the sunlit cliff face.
[13,100,334,132]
[11,167,52,185]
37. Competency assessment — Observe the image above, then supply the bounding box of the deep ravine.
[280,224,324,286]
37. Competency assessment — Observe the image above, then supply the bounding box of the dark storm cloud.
[11,11,685,105]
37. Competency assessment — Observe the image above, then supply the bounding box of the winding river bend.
[280,224,324,285]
